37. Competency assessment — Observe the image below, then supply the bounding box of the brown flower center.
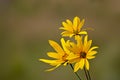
[74,30,79,35]
[80,52,86,58]
[62,54,68,61]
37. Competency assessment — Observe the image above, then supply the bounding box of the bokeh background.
[0,0,120,80]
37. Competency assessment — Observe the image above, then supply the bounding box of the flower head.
[39,38,70,71]
[67,35,98,72]
[59,16,87,39]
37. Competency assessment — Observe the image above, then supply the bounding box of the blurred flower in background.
[0,0,120,80]
[59,16,87,39]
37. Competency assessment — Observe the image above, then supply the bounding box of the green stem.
[84,67,89,80]
[87,69,91,80]
[70,64,81,80]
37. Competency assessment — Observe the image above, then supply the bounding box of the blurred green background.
[0,0,120,80]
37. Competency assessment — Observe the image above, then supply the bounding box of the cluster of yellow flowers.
[39,16,98,73]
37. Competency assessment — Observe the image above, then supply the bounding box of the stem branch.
[84,67,89,80]
[87,69,91,80]
[70,64,81,80]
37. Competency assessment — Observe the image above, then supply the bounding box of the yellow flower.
[59,16,87,39]
[39,38,70,71]
[67,35,98,72]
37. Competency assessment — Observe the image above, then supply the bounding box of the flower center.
[62,54,68,61]
[80,52,86,58]
[74,30,79,35]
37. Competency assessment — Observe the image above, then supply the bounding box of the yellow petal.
[62,34,71,37]
[61,31,70,35]
[61,38,70,53]
[61,31,73,35]
[60,27,73,32]
[73,17,78,29]
[79,59,85,69]
[49,40,64,53]
[88,46,98,53]
[85,40,92,52]
[47,52,60,59]
[67,52,79,60]
[63,62,68,66]
[83,35,88,51]
[39,59,57,65]
[85,59,89,70]
[76,36,82,48]
[74,62,80,72]
[75,35,80,40]
[66,19,72,26]
[46,64,61,71]
[74,59,85,72]
[69,42,80,54]
[73,17,80,31]
[79,31,87,35]
[87,51,97,56]
[60,19,74,32]
[87,56,95,59]
[84,35,88,46]
[40,59,64,66]
[61,33,74,38]
[62,22,68,28]
[78,19,85,32]
[59,27,65,30]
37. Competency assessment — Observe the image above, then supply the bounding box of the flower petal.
[62,22,73,32]
[83,35,88,51]
[79,31,87,34]
[46,64,61,71]
[85,59,89,70]
[78,19,85,32]
[74,59,85,72]
[47,52,60,59]
[49,40,64,53]
[85,40,92,52]
[73,17,80,31]
[66,19,72,26]
[62,22,68,28]
[87,56,95,59]
[79,59,85,69]
[61,38,70,54]
[88,46,98,53]
[74,62,80,72]
[87,51,97,56]
[67,52,79,60]
[69,42,80,54]
[76,36,83,48]
[61,31,74,37]
[40,59,57,65]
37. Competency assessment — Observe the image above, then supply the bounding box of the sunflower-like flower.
[67,35,98,72]
[39,38,70,71]
[59,16,87,39]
